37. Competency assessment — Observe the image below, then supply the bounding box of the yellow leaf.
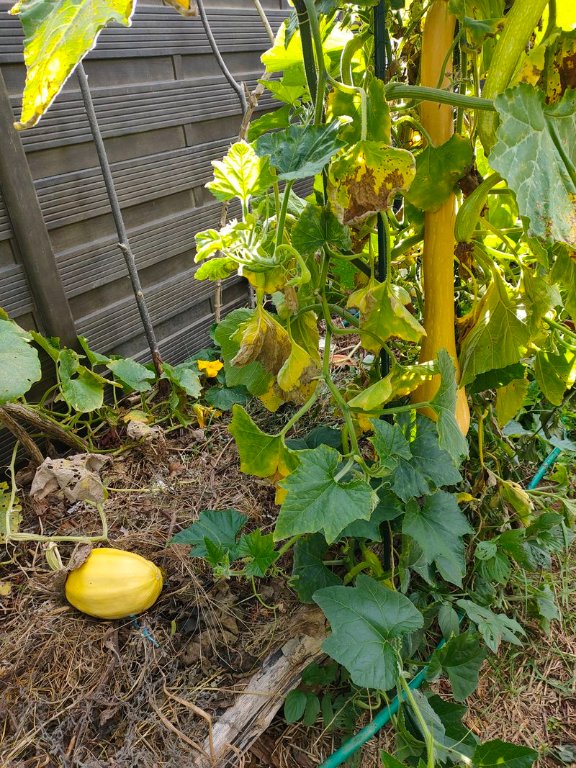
[11,0,136,129]
[277,342,319,405]
[231,305,292,375]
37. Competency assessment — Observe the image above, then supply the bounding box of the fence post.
[0,69,77,347]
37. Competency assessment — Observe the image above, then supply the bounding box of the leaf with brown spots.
[327,141,416,226]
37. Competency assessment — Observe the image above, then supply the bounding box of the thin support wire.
[76,63,163,378]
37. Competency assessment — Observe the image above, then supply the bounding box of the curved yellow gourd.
[412,0,470,436]
[65,548,163,620]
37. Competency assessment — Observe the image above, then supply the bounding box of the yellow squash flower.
[197,359,224,378]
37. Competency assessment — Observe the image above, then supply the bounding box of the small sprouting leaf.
[255,122,345,181]
[430,350,469,463]
[460,269,530,387]
[472,739,538,768]
[237,530,278,577]
[403,491,473,586]
[11,0,136,129]
[427,632,487,701]
[195,257,237,281]
[162,362,202,398]
[291,204,352,255]
[106,358,155,393]
[369,420,412,472]
[275,445,378,544]
[0,318,41,404]
[406,135,473,211]
[313,575,424,691]
[207,142,276,204]
[328,140,416,225]
[391,417,462,502]
[490,84,576,246]
[456,599,525,653]
[284,690,308,723]
[292,533,342,603]
[58,349,105,412]
[170,509,247,560]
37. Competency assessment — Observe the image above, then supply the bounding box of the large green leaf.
[313,575,423,691]
[460,269,530,386]
[11,0,136,129]
[206,142,276,204]
[403,492,473,586]
[58,349,105,412]
[229,405,299,479]
[255,122,345,181]
[430,350,469,464]
[0,319,41,403]
[406,135,474,211]
[427,632,486,701]
[490,84,576,246]
[473,740,538,768]
[275,445,378,543]
[370,420,412,471]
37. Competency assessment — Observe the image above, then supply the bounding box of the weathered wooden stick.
[193,606,327,768]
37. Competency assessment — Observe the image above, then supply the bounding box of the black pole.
[374,1,391,379]
[76,64,163,378]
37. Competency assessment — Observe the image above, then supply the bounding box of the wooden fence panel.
[0,0,288,364]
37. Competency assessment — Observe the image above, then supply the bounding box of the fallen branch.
[192,606,326,768]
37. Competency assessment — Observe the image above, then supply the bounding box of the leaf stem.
[279,389,321,437]
[398,674,436,768]
[275,181,294,248]
[385,82,495,111]
[277,534,302,557]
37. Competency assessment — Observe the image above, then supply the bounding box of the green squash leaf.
[275,445,378,544]
[430,350,469,464]
[534,347,576,405]
[106,358,155,393]
[247,105,292,141]
[58,349,105,412]
[0,319,41,404]
[403,491,473,586]
[292,204,352,255]
[237,530,278,577]
[292,533,342,603]
[473,740,538,768]
[255,122,345,182]
[11,0,136,129]
[427,632,487,701]
[170,508,247,561]
[490,84,576,246]
[162,362,202,398]
[456,599,525,653]
[406,135,474,211]
[313,575,423,690]
[495,377,529,426]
